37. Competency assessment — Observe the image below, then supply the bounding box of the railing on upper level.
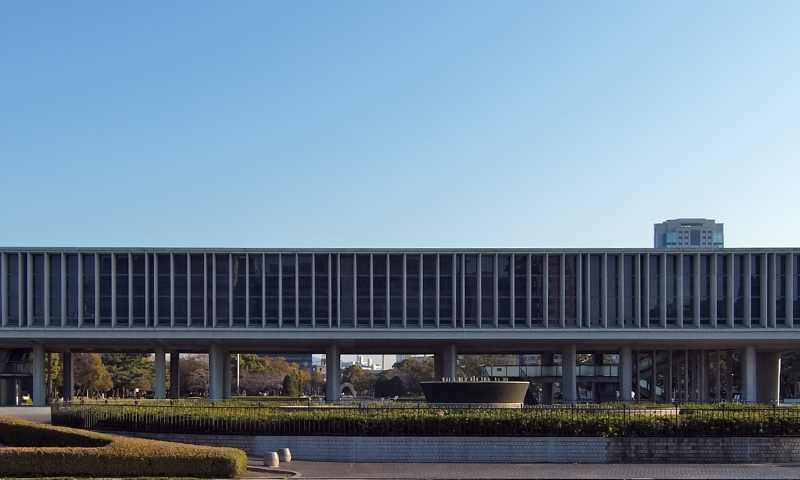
[484,365,620,378]
[0,361,33,376]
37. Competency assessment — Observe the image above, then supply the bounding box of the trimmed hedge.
[0,416,246,478]
[52,404,800,437]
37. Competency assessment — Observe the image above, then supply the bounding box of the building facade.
[0,247,796,406]
[654,218,724,249]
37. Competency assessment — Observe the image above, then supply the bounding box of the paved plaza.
[253,460,800,479]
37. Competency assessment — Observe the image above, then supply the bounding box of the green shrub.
[0,416,246,478]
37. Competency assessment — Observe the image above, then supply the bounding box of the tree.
[282,374,300,397]
[375,374,406,398]
[99,353,154,398]
[342,364,375,395]
[458,355,517,379]
[392,357,434,395]
[179,356,209,397]
[310,370,324,395]
[73,353,113,397]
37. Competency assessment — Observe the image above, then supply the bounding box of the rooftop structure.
[654,218,724,248]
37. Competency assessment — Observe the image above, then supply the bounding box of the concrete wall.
[120,432,800,464]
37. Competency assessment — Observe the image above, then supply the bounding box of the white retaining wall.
[118,432,800,463]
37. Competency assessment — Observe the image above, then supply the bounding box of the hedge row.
[51,404,800,437]
[0,416,246,478]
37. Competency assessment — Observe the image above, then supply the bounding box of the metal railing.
[50,402,800,437]
[0,361,33,375]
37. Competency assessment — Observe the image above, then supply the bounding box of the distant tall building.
[654,218,724,248]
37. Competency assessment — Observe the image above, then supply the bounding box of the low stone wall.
[118,432,800,464]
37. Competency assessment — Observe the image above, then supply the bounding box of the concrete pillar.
[715,350,721,403]
[32,345,46,406]
[620,347,632,402]
[154,346,166,400]
[741,345,757,404]
[0,379,14,406]
[756,352,781,404]
[442,345,457,380]
[684,350,690,403]
[561,345,577,404]
[433,354,444,381]
[223,352,232,399]
[540,352,554,405]
[592,353,603,402]
[63,352,74,402]
[665,350,673,403]
[699,350,710,403]
[726,351,734,402]
[325,345,341,402]
[169,352,180,400]
[651,350,658,402]
[208,345,225,400]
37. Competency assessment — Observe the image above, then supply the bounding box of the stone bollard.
[263,451,279,468]
[277,448,292,462]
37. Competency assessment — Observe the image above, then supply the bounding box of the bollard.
[277,448,292,462]
[263,451,279,468]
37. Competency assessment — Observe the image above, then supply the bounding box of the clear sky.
[2,1,799,250]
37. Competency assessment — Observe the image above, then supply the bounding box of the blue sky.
[2,2,799,249]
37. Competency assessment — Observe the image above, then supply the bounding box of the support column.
[741,345,757,404]
[715,350,721,403]
[208,345,225,400]
[63,352,74,402]
[223,352,232,399]
[32,345,46,406]
[325,345,341,402]
[440,345,457,380]
[756,352,781,404]
[169,352,180,400]
[154,346,166,400]
[665,350,673,403]
[540,352,554,405]
[620,346,632,402]
[561,345,577,404]
[726,351,734,402]
[699,350,709,403]
[433,354,444,381]
[592,353,603,402]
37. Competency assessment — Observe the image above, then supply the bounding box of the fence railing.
[50,402,800,437]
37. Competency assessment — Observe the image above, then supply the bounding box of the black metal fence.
[50,402,800,437]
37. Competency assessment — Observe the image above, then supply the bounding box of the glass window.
[49,254,62,325]
[372,254,387,328]
[7,254,20,326]
[115,254,129,327]
[32,254,45,326]
[231,254,247,327]
[248,254,264,328]
[130,254,147,327]
[513,255,528,327]
[282,254,297,327]
[356,254,370,328]
[422,255,437,328]
[548,255,560,326]
[189,254,206,327]
[82,254,96,326]
[314,254,330,327]
[464,255,478,327]
[682,255,694,326]
[65,254,79,327]
[173,254,188,327]
[215,254,230,327]
[389,254,403,327]
[155,254,170,327]
[339,254,354,328]
[439,254,454,328]
[531,256,544,326]
[265,255,279,327]
[406,255,420,327]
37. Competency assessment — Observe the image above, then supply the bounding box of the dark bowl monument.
[421,380,529,408]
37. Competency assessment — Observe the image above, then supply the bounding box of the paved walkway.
[0,406,51,423]
[258,460,800,479]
